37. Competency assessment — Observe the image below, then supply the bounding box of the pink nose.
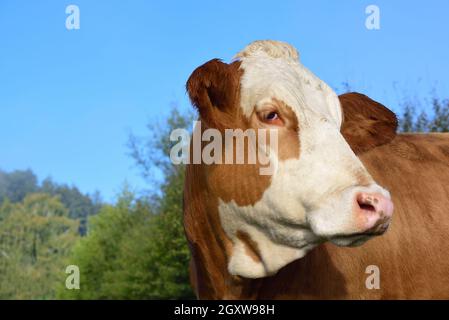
[355,192,394,233]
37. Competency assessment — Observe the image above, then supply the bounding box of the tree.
[0,194,79,299]
[429,97,449,132]
[58,190,147,299]
[0,169,38,203]
[0,170,102,235]
[399,103,415,132]
[414,110,429,132]
[41,178,102,235]
[126,106,195,298]
[59,107,196,299]
[398,94,449,133]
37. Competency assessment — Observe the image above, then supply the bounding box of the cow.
[183,40,449,299]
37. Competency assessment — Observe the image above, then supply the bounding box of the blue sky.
[0,0,448,201]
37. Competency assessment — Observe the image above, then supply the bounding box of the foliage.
[59,107,196,299]
[124,106,196,298]
[58,191,146,299]
[0,169,38,203]
[127,107,194,185]
[40,178,102,235]
[0,194,79,299]
[108,168,192,299]
[0,169,102,234]
[395,94,449,133]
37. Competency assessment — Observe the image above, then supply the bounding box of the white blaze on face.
[235,40,342,128]
[217,41,388,279]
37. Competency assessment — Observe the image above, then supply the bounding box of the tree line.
[398,96,449,132]
[0,170,102,235]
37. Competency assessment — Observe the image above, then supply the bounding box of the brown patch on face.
[339,92,398,154]
[236,230,262,263]
[266,98,300,161]
[207,98,301,207]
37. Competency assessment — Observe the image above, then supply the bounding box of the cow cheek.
[206,163,271,207]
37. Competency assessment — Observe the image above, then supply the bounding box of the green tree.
[398,94,449,133]
[58,190,148,299]
[41,178,102,235]
[399,103,415,132]
[126,107,195,298]
[429,97,449,132]
[415,110,429,132]
[60,107,195,299]
[0,194,79,299]
[108,168,192,299]
[0,170,102,235]
[0,169,38,203]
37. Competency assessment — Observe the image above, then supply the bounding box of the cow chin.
[328,221,391,247]
[329,234,375,247]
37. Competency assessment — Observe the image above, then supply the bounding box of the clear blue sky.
[1,0,448,202]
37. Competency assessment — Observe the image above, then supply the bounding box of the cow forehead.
[235,41,342,128]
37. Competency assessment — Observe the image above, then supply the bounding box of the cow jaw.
[219,198,318,278]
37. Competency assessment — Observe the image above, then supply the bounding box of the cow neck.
[185,160,269,299]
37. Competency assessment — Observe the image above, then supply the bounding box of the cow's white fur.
[218,40,391,278]
[235,40,343,128]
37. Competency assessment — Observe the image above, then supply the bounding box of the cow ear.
[186,59,242,130]
[339,92,398,154]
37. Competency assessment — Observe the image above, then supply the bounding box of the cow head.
[186,40,397,279]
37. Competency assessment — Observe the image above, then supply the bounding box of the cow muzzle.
[311,185,394,247]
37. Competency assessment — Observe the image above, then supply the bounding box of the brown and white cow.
[183,40,449,299]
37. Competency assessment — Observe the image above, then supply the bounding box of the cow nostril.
[356,193,377,212]
[358,202,376,212]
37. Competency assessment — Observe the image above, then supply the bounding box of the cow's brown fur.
[186,59,243,132]
[340,92,398,154]
[184,59,449,299]
[186,133,449,299]
[236,230,263,263]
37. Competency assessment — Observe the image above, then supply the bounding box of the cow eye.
[257,109,283,126]
[265,112,279,121]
